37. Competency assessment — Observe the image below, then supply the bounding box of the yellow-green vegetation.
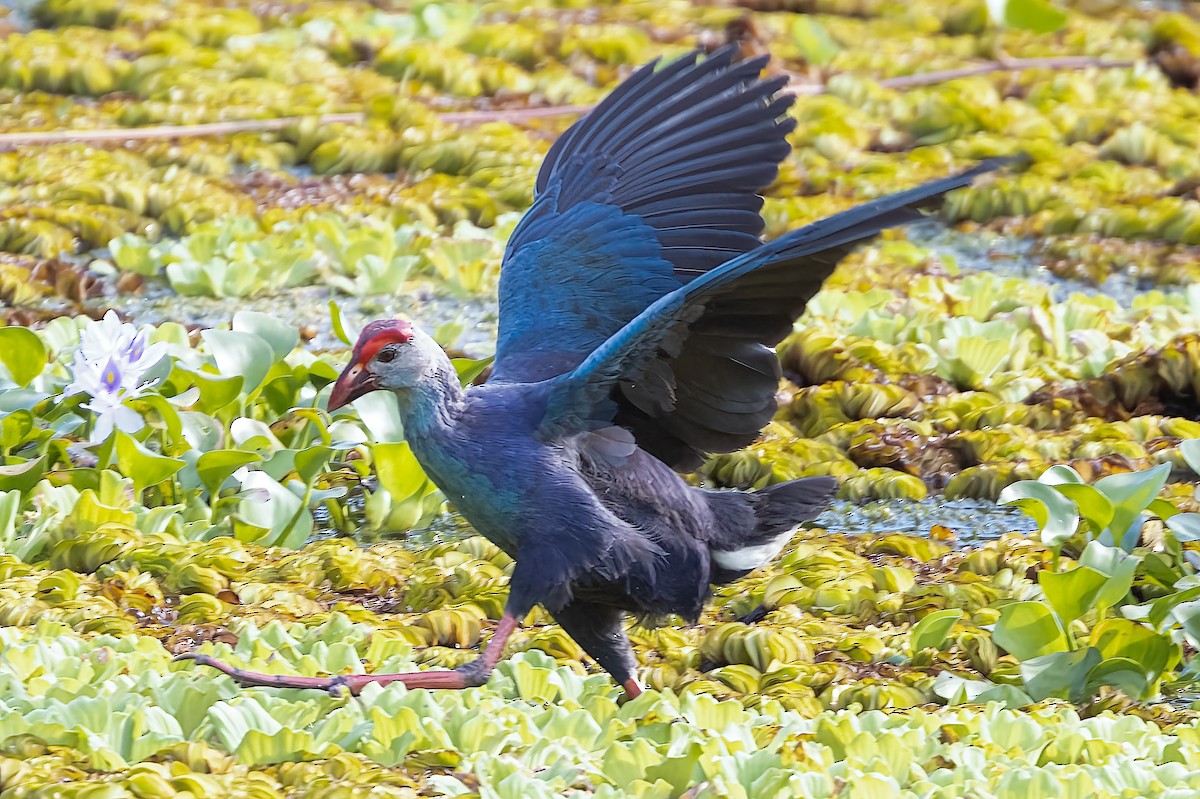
[7,0,1200,795]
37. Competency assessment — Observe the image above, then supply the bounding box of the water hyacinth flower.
[63,311,169,443]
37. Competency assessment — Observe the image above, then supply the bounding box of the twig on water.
[0,55,1138,149]
[787,54,1137,95]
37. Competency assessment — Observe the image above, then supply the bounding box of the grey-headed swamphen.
[182,47,1005,698]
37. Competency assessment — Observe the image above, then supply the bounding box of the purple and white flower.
[63,311,169,443]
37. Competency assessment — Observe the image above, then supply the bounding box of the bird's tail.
[709,476,837,584]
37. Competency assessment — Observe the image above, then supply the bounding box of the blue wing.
[491,46,795,383]
[539,159,1011,471]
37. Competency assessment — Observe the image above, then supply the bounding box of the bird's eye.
[377,348,397,363]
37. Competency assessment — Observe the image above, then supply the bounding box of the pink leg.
[622,678,644,699]
[176,614,520,696]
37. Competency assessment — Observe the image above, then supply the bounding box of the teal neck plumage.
[393,360,463,447]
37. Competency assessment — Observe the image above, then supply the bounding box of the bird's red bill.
[328,363,375,411]
[328,319,414,410]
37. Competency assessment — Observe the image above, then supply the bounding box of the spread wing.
[538,160,1010,471]
[490,46,795,383]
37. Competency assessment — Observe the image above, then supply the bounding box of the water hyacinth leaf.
[1170,599,1200,648]
[236,470,312,549]
[1089,618,1176,678]
[201,330,275,396]
[183,368,243,414]
[1085,657,1150,700]
[351,391,405,442]
[792,17,839,66]
[0,455,48,496]
[0,490,19,553]
[453,356,493,387]
[0,409,33,452]
[261,449,298,482]
[1179,438,1200,476]
[989,0,1068,33]
[1038,566,1108,625]
[114,431,185,495]
[1079,541,1140,613]
[329,300,359,346]
[1167,513,1200,542]
[373,442,431,501]
[0,327,47,387]
[127,393,184,443]
[909,609,962,654]
[197,450,263,497]
[1038,465,1084,485]
[233,312,299,363]
[1136,585,1200,632]
[1094,462,1170,547]
[1051,484,1113,535]
[230,418,284,454]
[993,601,1068,661]
[179,410,223,452]
[294,446,333,484]
[1149,499,1180,522]
[1020,647,1101,702]
[998,481,1078,547]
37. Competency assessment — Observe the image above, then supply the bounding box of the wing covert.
[491,46,796,384]
[538,159,1012,471]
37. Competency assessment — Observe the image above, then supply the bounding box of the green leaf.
[0,410,34,452]
[329,300,360,346]
[909,609,962,654]
[1039,465,1085,484]
[1038,566,1108,624]
[1140,585,1200,632]
[236,470,313,549]
[998,480,1078,547]
[1149,498,1180,522]
[0,490,20,552]
[201,330,276,397]
[373,442,430,501]
[644,740,703,796]
[1168,513,1200,543]
[114,431,185,495]
[1179,438,1200,475]
[183,368,243,414]
[293,446,333,485]
[1094,462,1170,547]
[995,0,1068,33]
[1171,599,1200,648]
[993,601,1068,661]
[196,450,263,497]
[0,327,47,387]
[0,456,48,496]
[1078,540,1140,613]
[233,312,299,363]
[792,17,840,67]
[1089,618,1175,679]
[352,391,404,442]
[1084,657,1149,700]
[452,356,493,387]
[1051,484,1113,535]
[1020,647,1101,702]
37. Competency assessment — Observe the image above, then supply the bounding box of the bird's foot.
[622,678,643,699]
[175,652,474,696]
[175,613,522,696]
[735,604,769,625]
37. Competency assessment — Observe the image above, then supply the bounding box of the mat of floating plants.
[7,0,1200,796]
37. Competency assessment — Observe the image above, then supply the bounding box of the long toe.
[176,652,472,695]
